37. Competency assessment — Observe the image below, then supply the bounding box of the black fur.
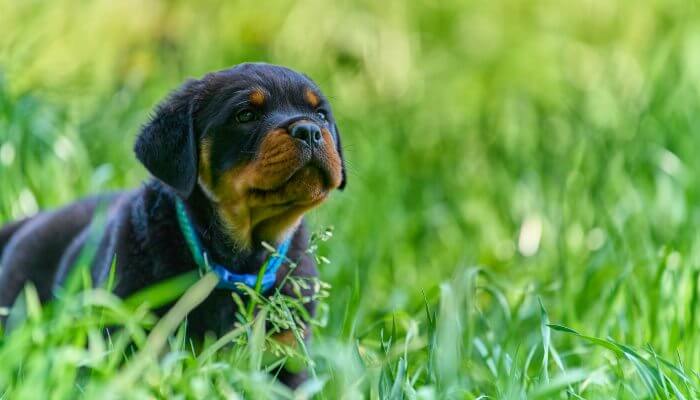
[134,79,202,197]
[0,197,105,306]
[0,218,29,259]
[0,63,345,388]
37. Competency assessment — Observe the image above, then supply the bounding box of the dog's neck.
[178,185,290,273]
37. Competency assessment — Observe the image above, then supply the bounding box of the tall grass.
[2,0,700,398]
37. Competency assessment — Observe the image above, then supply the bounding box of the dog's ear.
[134,79,202,198]
[333,123,346,190]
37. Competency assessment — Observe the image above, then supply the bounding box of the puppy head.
[135,63,345,248]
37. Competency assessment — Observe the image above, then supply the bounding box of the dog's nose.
[290,122,323,147]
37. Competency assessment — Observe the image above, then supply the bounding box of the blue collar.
[174,198,291,293]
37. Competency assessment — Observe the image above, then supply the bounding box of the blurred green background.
[2,0,700,397]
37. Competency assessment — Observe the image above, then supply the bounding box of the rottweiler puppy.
[0,62,345,386]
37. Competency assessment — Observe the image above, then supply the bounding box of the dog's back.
[0,195,118,309]
[0,218,30,259]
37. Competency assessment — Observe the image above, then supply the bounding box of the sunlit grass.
[2,0,700,398]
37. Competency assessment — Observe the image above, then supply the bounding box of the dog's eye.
[235,109,258,123]
[316,110,328,123]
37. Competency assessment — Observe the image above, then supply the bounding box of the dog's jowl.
[0,63,346,387]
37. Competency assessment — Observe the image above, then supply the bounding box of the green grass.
[2,0,700,398]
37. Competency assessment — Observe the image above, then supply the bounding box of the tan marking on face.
[206,131,308,248]
[319,128,343,188]
[304,89,319,108]
[249,89,265,107]
[208,126,343,248]
[248,129,303,190]
[198,138,214,190]
[253,200,321,241]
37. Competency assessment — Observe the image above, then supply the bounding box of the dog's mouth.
[248,163,331,207]
[245,126,343,209]
[243,161,333,244]
[205,126,343,247]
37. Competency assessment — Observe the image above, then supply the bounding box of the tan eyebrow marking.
[305,88,320,108]
[249,88,265,106]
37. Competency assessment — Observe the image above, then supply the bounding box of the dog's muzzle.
[289,121,324,148]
